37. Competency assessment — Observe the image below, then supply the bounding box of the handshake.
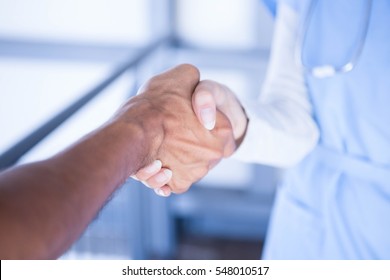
[0,63,247,259]
[116,64,248,197]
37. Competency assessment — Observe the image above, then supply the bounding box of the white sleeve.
[233,3,319,168]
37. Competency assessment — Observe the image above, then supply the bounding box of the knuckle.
[169,179,191,194]
[135,168,152,181]
[178,63,200,80]
[216,149,224,160]
[209,143,225,160]
[144,178,158,189]
[195,88,214,105]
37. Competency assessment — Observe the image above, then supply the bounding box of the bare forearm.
[0,63,224,259]
[0,118,160,259]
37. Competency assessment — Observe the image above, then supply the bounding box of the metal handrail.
[0,37,170,170]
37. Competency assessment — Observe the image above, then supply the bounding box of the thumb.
[192,81,217,130]
[193,80,248,141]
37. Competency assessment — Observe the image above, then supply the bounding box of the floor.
[175,234,263,260]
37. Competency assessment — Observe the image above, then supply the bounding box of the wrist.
[220,84,248,145]
[110,97,165,174]
[235,114,249,148]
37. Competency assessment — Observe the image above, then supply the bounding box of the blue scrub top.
[263,0,390,259]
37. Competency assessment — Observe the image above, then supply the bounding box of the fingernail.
[155,169,172,183]
[155,188,169,197]
[144,160,162,174]
[200,108,215,130]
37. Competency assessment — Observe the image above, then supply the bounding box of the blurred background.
[0,0,279,259]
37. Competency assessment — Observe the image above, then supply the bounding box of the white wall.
[0,0,154,45]
[176,0,274,50]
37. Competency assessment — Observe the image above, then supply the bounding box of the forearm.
[0,114,161,259]
[233,3,319,167]
[233,99,318,167]
[0,63,217,259]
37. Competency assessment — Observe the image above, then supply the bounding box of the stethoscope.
[296,0,373,78]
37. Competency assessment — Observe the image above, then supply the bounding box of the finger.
[195,81,247,141]
[192,82,217,130]
[154,186,172,197]
[132,160,162,182]
[144,168,172,189]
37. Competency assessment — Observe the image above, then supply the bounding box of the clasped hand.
[126,64,247,196]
